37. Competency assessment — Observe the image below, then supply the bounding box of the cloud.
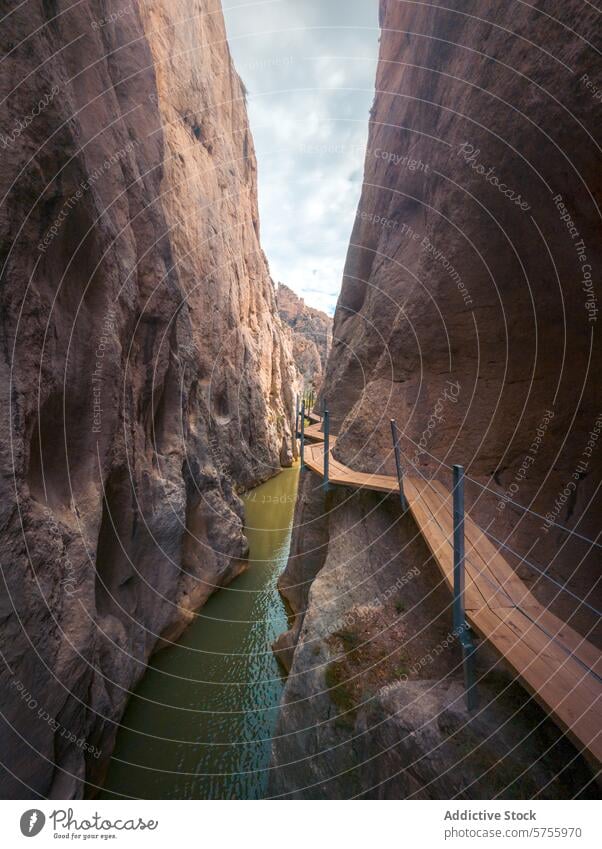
[223,0,379,315]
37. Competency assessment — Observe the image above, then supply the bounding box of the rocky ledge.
[270,0,600,799]
[270,476,597,798]
[0,0,299,798]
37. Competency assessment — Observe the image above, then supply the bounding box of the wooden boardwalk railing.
[299,418,602,765]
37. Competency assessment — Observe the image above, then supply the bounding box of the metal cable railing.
[478,528,602,619]
[295,405,601,695]
[395,423,602,550]
[390,423,601,685]
[388,426,601,618]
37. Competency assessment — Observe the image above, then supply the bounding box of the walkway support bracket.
[453,464,478,711]
[461,638,478,712]
[453,464,465,632]
[323,407,330,491]
[300,400,306,472]
[390,419,408,511]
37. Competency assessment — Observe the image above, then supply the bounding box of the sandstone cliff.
[271,0,600,798]
[277,283,332,390]
[0,0,297,798]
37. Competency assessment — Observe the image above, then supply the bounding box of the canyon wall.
[0,0,298,798]
[277,283,332,390]
[271,0,600,797]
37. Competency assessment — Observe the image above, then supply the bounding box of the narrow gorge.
[0,0,299,798]
[270,0,601,799]
[0,0,599,806]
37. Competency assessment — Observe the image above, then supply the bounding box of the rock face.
[277,283,332,390]
[0,0,298,798]
[271,478,596,798]
[271,0,600,797]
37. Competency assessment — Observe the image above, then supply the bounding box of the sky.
[222,0,380,315]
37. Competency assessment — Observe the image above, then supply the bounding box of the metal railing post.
[462,640,478,711]
[390,419,408,511]
[453,465,465,632]
[300,400,305,471]
[323,408,330,490]
[453,464,478,710]
[295,394,300,439]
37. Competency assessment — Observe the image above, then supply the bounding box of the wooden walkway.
[304,421,328,442]
[302,434,602,764]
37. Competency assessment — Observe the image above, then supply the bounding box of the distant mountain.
[277,283,333,389]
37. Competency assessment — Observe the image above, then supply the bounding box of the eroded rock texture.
[0,0,297,798]
[277,283,332,390]
[326,0,601,625]
[271,0,600,798]
[270,480,596,798]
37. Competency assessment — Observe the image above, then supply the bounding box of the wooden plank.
[519,606,602,679]
[474,606,602,762]
[426,479,525,604]
[304,445,325,476]
[407,479,515,610]
[304,422,326,441]
[500,608,601,702]
[427,480,601,677]
[299,432,602,762]
[415,483,602,759]
[404,479,490,612]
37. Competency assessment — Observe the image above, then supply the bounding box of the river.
[101,463,300,799]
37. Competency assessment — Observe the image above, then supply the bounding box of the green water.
[101,464,299,799]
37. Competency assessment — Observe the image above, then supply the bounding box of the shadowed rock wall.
[271,0,600,798]
[0,0,298,798]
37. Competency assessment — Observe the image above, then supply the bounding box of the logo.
[20,810,46,837]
